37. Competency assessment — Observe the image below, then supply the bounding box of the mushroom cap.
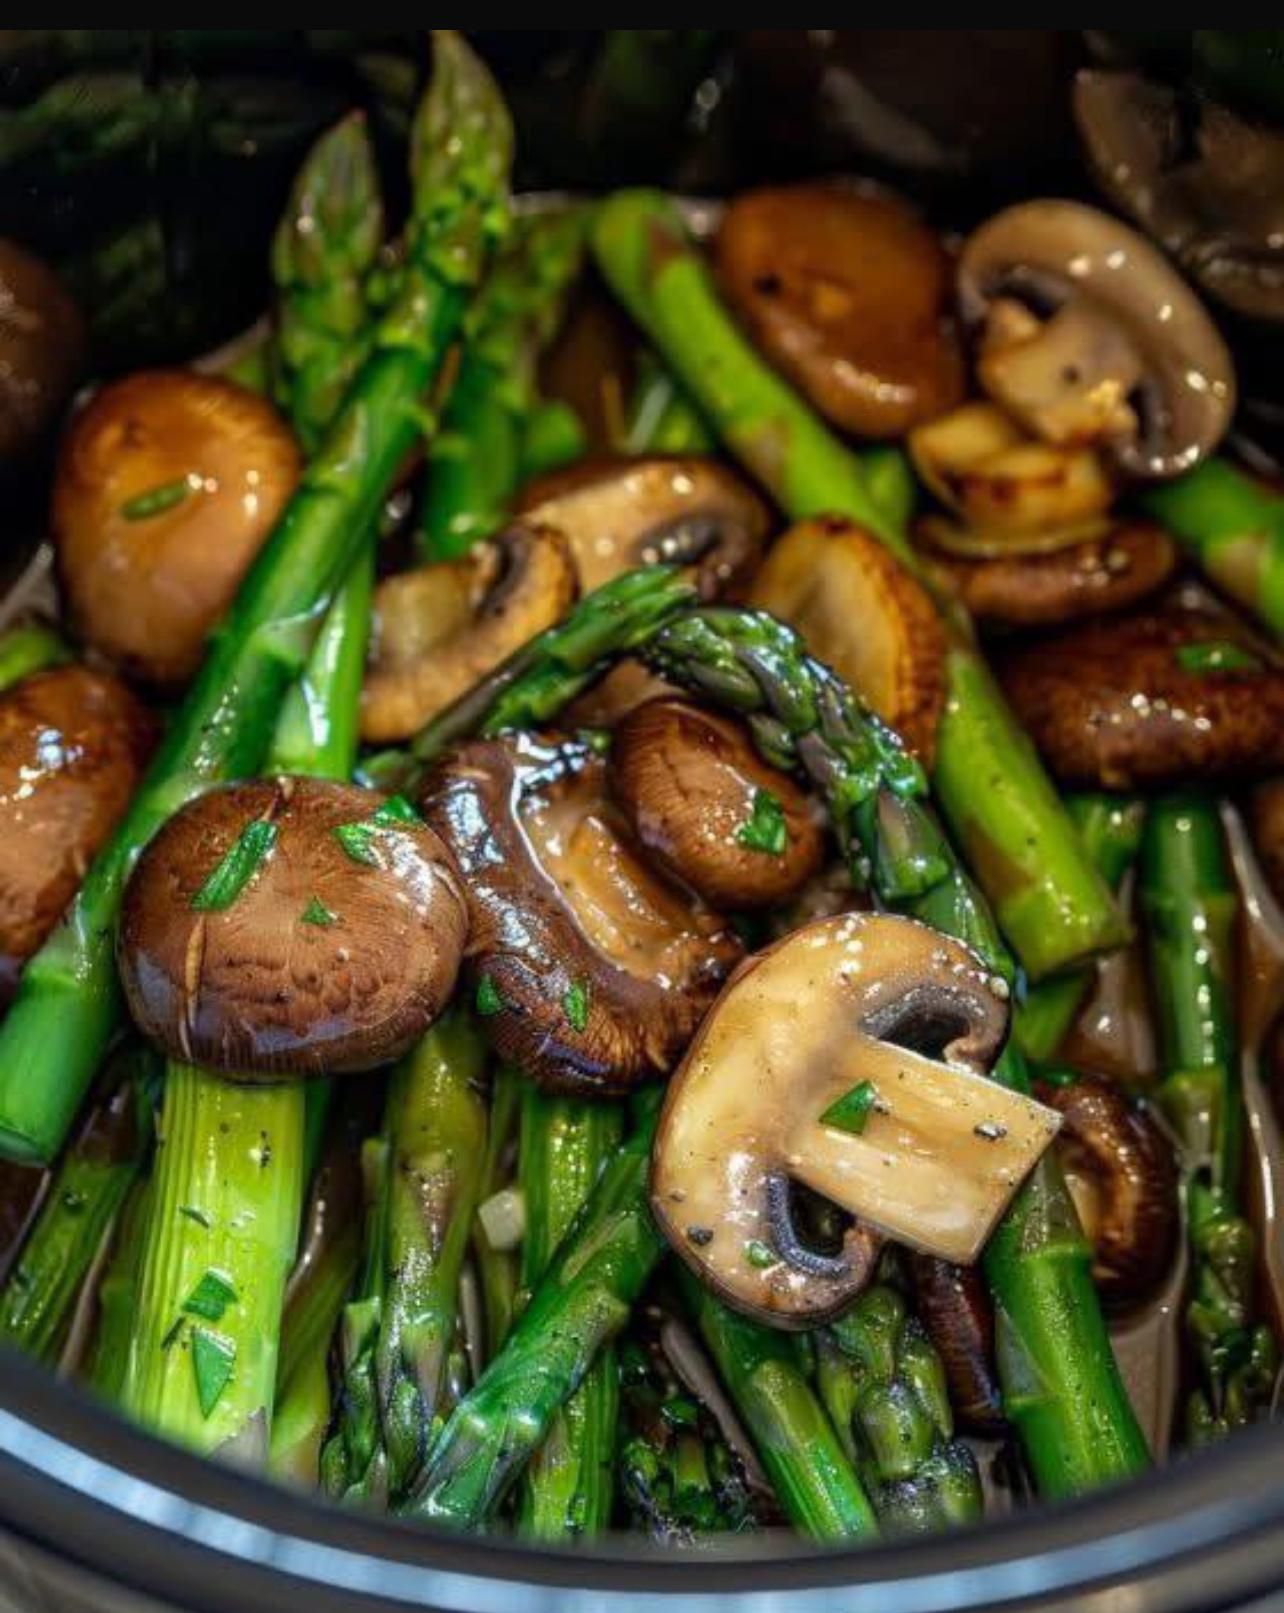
[998,605,1284,790]
[515,457,769,599]
[0,665,154,1001]
[749,516,947,765]
[958,199,1236,479]
[1035,1072,1178,1305]
[421,732,743,1097]
[360,523,578,744]
[119,778,467,1077]
[651,912,1046,1328]
[53,370,301,687]
[0,239,85,464]
[610,698,824,910]
[1251,779,1284,912]
[922,519,1178,627]
[715,183,966,439]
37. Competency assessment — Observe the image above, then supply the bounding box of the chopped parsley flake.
[191,1326,236,1418]
[476,976,504,1018]
[563,979,590,1033]
[736,788,787,857]
[301,895,337,926]
[819,1079,878,1137]
[191,820,277,912]
[182,1269,238,1323]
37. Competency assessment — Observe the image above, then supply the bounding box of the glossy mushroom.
[1250,780,1284,913]
[749,517,947,765]
[908,1255,1004,1433]
[1035,1072,1178,1306]
[421,732,743,1096]
[360,523,578,744]
[921,519,1178,627]
[53,370,301,687]
[715,183,965,438]
[118,778,467,1077]
[0,239,85,466]
[0,665,154,1000]
[651,912,1059,1327]
[609,698,824,910]
[958,200,1236,479]
[998,606,1284,790]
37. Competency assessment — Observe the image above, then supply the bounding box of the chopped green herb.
[301,895,337,927]
[820,1079,878,1137]
[191,820,278,912]
[736,787,788,857]
[160,1316,185,1352]
[476,976,504,1018]
[371,794,423,828]
[120,476,194,521]
[333,821,380,866]
[745,1238,777,1269]
[191,1326,236,1418]
[563,979,590,1033]
[178,1205,212,1229]
[182,1269,238,1323]
[1175,640,1264,676]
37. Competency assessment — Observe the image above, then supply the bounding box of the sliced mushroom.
[515,457,769,598]
[1074,69,1284,325]
[1035,1072,1178,1306]
[908,1255,1004,1433]
[749,517,947,764]
[715,183,965,439]
[360,523,578,744]
[118,778,467,1076]
[421,732,742,1096]
[908,401,1117,540]
[0,665,154,1000]
[1251,781,1284,913]
[921,519,1178,627]
[958,199,1236,479]
[609,698,824,910]
[998,605,1284,789]
[0,239,85,466]
[651,912,1058,1327]
[53,370,301,687]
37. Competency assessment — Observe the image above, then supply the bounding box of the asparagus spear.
[471,1066,520,1356]
[1015,795,1147,1062]
[814,1278,982,1535]
[0,1044,155,1363]
[0,32,513,1169]
[517,1087,623,1539]
[591,189,1128,982]
[1140,793,1279,1441]
[419,208,586,562]
[520,400,588,481]
[620,353,715,456]
[85,1176,150,1402]
[1142,459,1284,639]
[0,622,70,694]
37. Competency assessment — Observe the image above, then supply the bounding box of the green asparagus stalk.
[815,1280,981,1535]
[0,31,512,1169]
[471,1066,521,1356]
[682,1272,878,1542]
[0,1045,155,1362]
[85,1176,150,1402]
[517,1087,624,1540]
[620,353,715,456]
[1140,793,1279,1440]
[419,208,586,561]
[591,188,1127,981]
[1015,794,1147,1062]
[0,622,70,694]
[1142,459,1284,638]
[520,400,589,481]
[402,1098,666,1529]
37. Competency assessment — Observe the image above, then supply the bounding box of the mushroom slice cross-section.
[651,912,1060,1328]
[421,732,744,1096]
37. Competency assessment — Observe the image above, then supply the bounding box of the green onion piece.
[745,1238,777,1269]
[370,794,424,827]
[563,979,590,1033]
[1174,640,1264,675]
[120,477,195,521]
[819,1079,877,1136]
[333,822,379,867]
[191,820,278,912]
[300,895,338,926]
[191,1326,237,1418]
[736,788,787,856]
[182,1269,238,1323]
[476,976,504,1018]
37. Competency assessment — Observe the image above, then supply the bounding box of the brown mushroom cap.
[651,913,1051,1328]
[997,605,1284,790]
[749,517,947,765]
[922,519,1178,627]
[421,732,743,1096]
[360,523,578,744]
[53,370,301,687]
[610,698,824,910]
[715,183,965,439]
[908,1255,1004,1433]
[1251,780,1284,912]
[0,239,85,465]
[0,665,154,1000]
[958,199,1236,479]
[515,457,769,599]
[118,778,467,1077]
[1035,1072,1178,1306]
